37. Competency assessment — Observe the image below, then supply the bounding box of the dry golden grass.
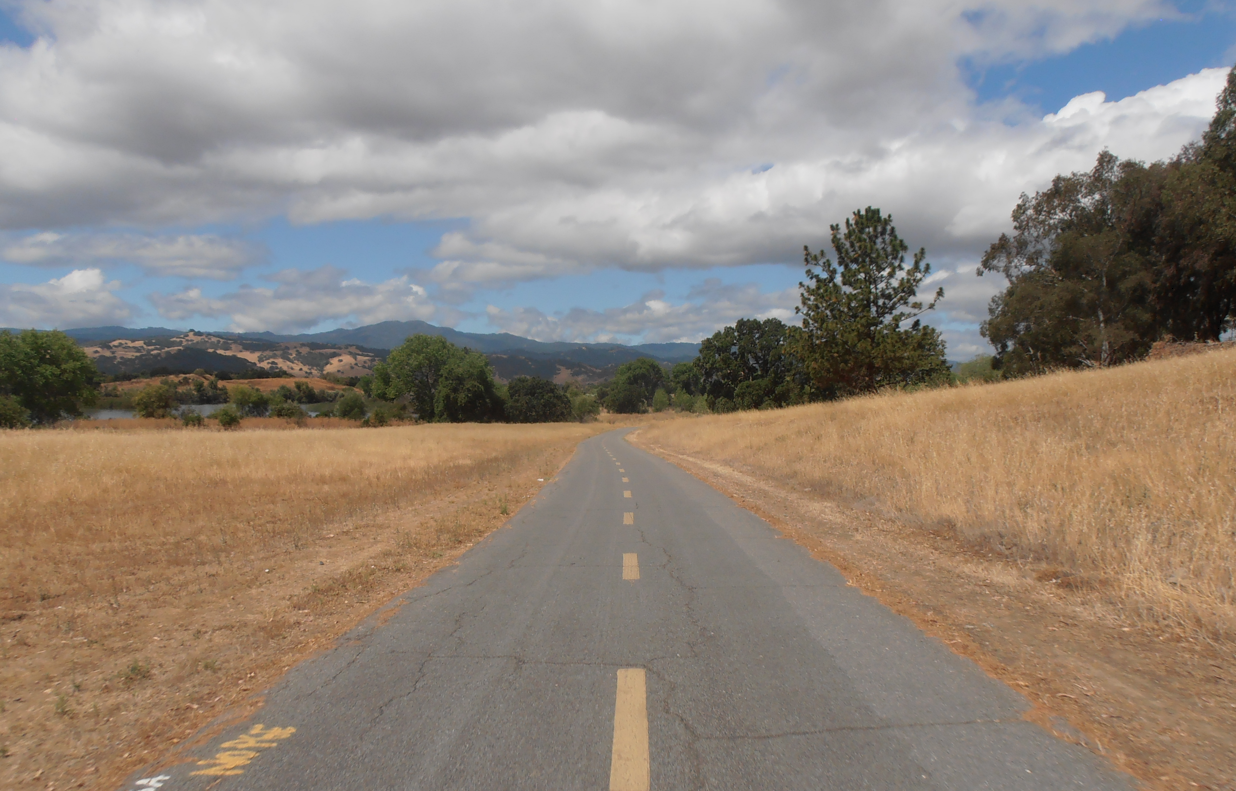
[638,348,1236,635]
[0,421,608,788]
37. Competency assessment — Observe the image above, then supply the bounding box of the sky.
[0,1,1232,358]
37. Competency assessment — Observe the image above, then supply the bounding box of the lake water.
[84,403,229,421]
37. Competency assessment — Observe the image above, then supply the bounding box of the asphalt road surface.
[125,429,1133,791]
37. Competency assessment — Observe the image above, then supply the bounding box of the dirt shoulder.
[630,434,1236,791]
[1,431,598,791]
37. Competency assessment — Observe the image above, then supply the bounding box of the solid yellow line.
[624,491,632,498]
[623,553,640,580]
[622,477,629,483]
[624,512,634,525]
[610,669,650,791]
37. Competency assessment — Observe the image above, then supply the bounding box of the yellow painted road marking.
[619,468,625,472]
[624,490,632,498]
[623,553,640,580]
[622,477,629,482]
[191,725,296,776]
[610,669,650,791]
[624,512,634,524]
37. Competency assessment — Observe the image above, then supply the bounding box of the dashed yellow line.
[622,477,629,483]
[622,553,640,580]
[624,512,634,525]
[624,491,632,498]
[609,669,650,791]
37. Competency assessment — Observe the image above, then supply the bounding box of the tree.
[650,388,670,412]
[372,334,503,422]
[604,381,648,414]
[571,393,601,422]
[506,376,572,423]
[433,353,505,423]
[371,335,460,419]
[228,385,270,417]
[215,405,242,429]
[794,208,949,397]
[604,358,665,414]
[980,152,1160,374]
[695,318,804,411]
[132,384,177,418]
[669,362,702,396]
[1153,68,1236,340]
[334,392,368,421]
[0,395,29,428]
[0,330,99,424]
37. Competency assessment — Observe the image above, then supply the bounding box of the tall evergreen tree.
[793,208,948,397]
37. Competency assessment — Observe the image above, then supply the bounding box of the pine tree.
[793,207,949,397]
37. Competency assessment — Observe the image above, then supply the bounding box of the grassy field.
[0,421,609,788]
[638,348,1236,636]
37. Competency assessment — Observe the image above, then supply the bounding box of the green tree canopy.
[695,317,804,411]
[0,329,99,424]
[604,357,666,414]
[505,376,572,423]
[979,151,1162,374]
[669,361,702,396]
[373,334,503,422]
[793,208,949,397]
[132,384,177,418]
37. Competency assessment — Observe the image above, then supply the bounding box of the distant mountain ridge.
[226,320,700,364]
[16,319,700,366]
[9,320,700,382]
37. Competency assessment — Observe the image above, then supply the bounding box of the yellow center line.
[622,553,640,580]
[610,669,650,791]
[622,477,629,482]
[619,468,624,473]
[623,490,632,498]
[624,512,634,525]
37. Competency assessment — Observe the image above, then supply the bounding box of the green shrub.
[334,391,367,421]
[132,384,177,418]
[0,395,30,428]
[180,410,205,427]
[650,388,671,412]
[229,385,270,417]
[571,393,601,422]
[506,376,572,422]
[269,399,307,420]
[215,405,242,429]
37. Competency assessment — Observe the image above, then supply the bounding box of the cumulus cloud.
[0,268,134,328]
[486,279,800,343]
[0,0,1220,341]
[149,265,441,333]
[1,232,263,279]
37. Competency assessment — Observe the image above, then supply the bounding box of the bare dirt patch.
[630,437,1236,791]
[0,422,608,790]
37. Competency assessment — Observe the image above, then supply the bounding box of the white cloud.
[149,265,442,333]
[486,279,800,343]
[1,231,263,279]
[0,0,1220,346]
[0,267,134,328]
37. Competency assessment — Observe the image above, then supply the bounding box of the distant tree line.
[363,334,599,424]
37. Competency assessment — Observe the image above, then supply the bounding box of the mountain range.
[9,321,701,382]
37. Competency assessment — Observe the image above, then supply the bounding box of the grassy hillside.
[638,347,1236,635]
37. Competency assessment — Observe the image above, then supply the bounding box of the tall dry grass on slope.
[0,423,599,606]
[638,348,1236,634]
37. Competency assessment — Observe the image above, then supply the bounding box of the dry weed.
[638,348,1236,635]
